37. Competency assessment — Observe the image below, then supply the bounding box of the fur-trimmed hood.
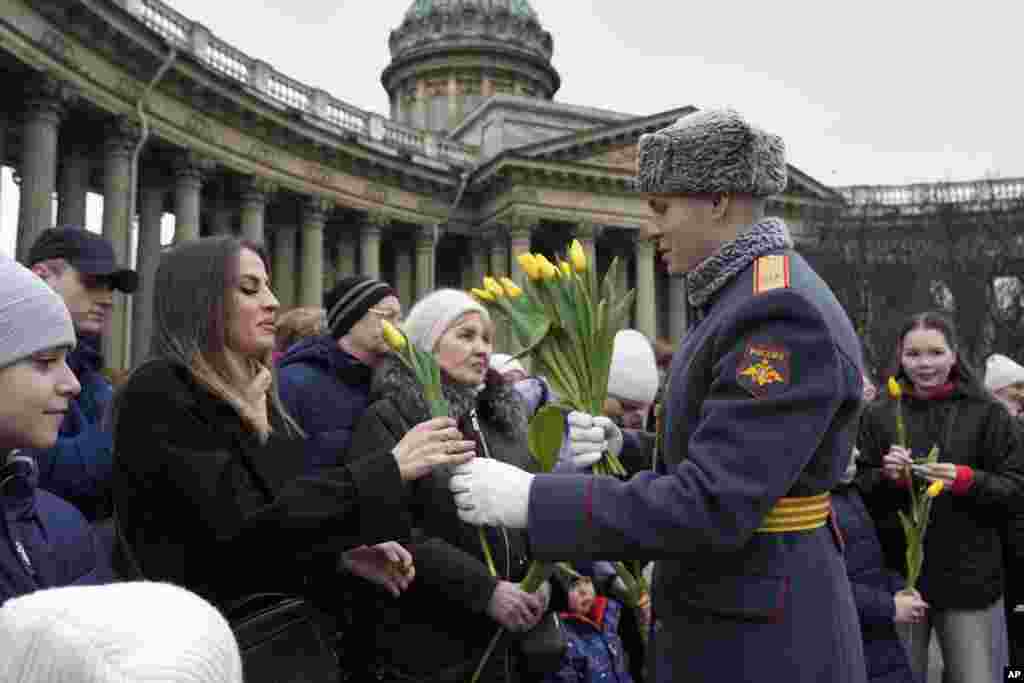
[368,355,528,438]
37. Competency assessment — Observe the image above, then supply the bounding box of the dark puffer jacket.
[833,483,915,683]
[857,382,1024,609]
[1,457,113,604]
[277,335,374,471]
[347,357,537,682]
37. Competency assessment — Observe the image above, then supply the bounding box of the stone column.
[299,197,332,308]
[360,212,387,279]
[240,176,275,243]
[336,231,356,280]
[464,236,488,291]
[668,276,688,341]
[635,237,657,342]
[210,199,234,236]
[507,225,533,287]
[101,117,140,371]
[132,181,166,366]
[57,143,90,228]
[0,112,7,240]
[414,224,436,301]
[488,231,509,351]
[394,238,413,309]
[172,152,210,244]
[272,224,297,309]
[16,77,68,261]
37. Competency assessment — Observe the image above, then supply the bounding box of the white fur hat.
[403,289,490,354]
[0,582,243,683]
[0,252,75,369]
[490,353,526,377]
[635,108,787,197]
[608,330,659,405]
[985,354,1024,393]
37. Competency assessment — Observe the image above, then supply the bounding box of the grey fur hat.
[634,108,787,197]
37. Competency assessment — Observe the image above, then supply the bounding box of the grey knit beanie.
[634,108,787,197]
[0,253,76,369]
[402,289,490,354]
[0,582,243,683]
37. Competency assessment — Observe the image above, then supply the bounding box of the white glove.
[592,415,624,460]
[564,412,624,470]
[564,411,606,470]
[450,458,534,529]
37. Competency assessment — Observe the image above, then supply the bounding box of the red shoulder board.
[754,254,790,294]
[737,343,791,398]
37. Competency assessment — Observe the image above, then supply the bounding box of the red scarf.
[910,380,956,401]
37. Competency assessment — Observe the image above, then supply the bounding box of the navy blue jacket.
[545,597,634,683]
[833,483,916,683]
[527,249,867,683]
[1,459,113,604]
[23,338,114,521]
[277,335,375,470]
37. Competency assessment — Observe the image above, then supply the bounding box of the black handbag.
[515,610,568,677]
[113,510,340,683]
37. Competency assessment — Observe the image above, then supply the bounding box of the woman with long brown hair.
[111,237,474,610]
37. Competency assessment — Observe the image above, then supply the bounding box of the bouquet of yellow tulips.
[470,239,636,476]
[380,320,449,418]
[886,376,945,590]
[898,452,944,591]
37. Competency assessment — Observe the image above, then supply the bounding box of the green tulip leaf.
[528,405,566,473]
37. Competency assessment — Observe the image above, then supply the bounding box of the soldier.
[449,109,868,682]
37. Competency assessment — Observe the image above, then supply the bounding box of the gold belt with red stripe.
[755,493,831,533]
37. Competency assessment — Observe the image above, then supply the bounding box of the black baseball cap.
[27,228,139,293]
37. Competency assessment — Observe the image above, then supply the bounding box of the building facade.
[0,0,842,370]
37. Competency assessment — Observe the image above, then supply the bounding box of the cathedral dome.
[382,0,560,133]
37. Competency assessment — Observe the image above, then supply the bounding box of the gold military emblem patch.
[737,343,791,398]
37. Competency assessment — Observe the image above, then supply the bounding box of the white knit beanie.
[608,330,659,404]
[0,582,243,683]
[985,354,1024,393]
[490,353,526,377]
[402,289,490,354]
[0,253,75,369]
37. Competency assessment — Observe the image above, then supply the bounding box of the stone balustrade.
[129,0,476,168]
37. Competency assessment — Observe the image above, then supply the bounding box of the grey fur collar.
[685,217,793,308]
[369,356,528,437]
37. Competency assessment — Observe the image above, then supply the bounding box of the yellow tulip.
[926,480,944,498]
[500,277,523,298]
[471,287,495,302]
[535,254,558,281]
[887,377,902,400]
[517,253,541,281]
[569,239,587,273]
[380,320,406,351]
[559,261,572,277]
[483,276,505,298]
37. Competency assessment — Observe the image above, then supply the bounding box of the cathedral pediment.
[578,143,639,172]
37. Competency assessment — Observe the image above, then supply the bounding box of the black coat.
[857,384,1024,608]
[347,357,536,680]
[833,484,915,683]
[111,360,409,608]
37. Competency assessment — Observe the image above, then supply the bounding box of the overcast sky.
[2,0,1021,256]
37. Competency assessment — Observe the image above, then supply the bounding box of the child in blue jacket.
[0,254,113,603]
[545,566,634,683]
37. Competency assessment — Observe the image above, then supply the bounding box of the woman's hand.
[487,580,544,632]
[883,445,913,481]
[894,588,929,624]
[341,542,415,598]
[392,417,475,481]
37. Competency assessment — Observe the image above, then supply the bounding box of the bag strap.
[112,503,145,580]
